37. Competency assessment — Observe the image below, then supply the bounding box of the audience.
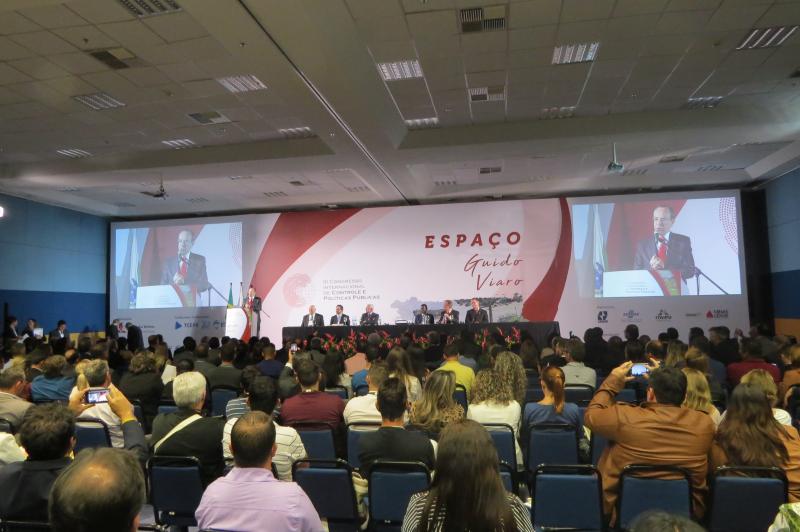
[436,343,475,395]
[709,326,740,366]
[523,365,586,454]
[467,368,523,467]
[585,363,715,524]
[222,376,306,480]
[162,357,194,401]
[684,347,725,403]
[494,351,528,405]
[780,345,800,404]
[150,371,225,486]
[280,359,345,437]
[727,339,781,386]
[386,347,422,402]
[322,349,351,394]
[76,359,124,447]
[358,377,435,475]
[350,346,380,394]
[193,343,217,379]
[562,338,596,389]
[402,420,532,531]
[740,368,792,426]
[681,367,721,427]
[197,411,322,531]
[664,340,688,368]
[630,511,705,532]
[207,343,243,390]
[409,370,464,438]
[30,355,73,402]
[118,352,164,429]
[256,343,283,379]
[344,362,388,425]
[0,367,32,430]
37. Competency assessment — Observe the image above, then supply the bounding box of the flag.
[129,230,140,308]
[593,205,608,297]
[227,282,234,308]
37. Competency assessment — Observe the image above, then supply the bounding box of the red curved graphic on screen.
[249,209,360,305]
[522,197,571,321]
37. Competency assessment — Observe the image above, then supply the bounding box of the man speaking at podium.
[161,229,210,292]
[633,206,695,280]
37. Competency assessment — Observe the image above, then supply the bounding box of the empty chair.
[564,384,594,404]
[708,466,788,532]
[483,423,518,471]
[368,461,431,531]
[210,386,239,417]
[326,386,349,400]
[292,421,337,461]
[526,423,579,470]
[74,418,111,454]
[453,385,468,413]
[293,459,361,532]
[346,422,380,470]
[618,464,692,530]
[499,462,517,494]
[147,455,205,528]
[532,465,604,531]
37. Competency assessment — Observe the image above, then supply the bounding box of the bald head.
[231,411,277,469]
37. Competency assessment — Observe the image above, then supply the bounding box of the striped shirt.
[222,419,306,481]
[225,397,249,420]
[401,491,532,532]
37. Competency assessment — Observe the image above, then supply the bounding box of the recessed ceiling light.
[540,106,576,119]
[552,42,600,65]
[73,92,126,110]
[278,127,314,138]
[57,186,81,192]
[405,117,439,129]
[116,0,181,18]
[216,75,267,93]
[737,26,798,50]
[376,60,423,81]
[684,96,723,109]
[56,148,92,158]
[162,139,196,149]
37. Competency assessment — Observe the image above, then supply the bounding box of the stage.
[282,321,560,351]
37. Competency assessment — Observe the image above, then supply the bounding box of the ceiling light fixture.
[684,96,723,109]
[216,75,268,93]
[376,60,423,81]
[73,92,126,110]
[56,149,92,158]
[552,42,600,65]
[737,26,798,50]
[469,86,505,102]
[405,117,439,129]
[161,139,196,149]
[540,106,576,119]
[278,127,314,138]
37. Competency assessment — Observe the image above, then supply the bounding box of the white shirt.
[467,401,523,468]
[222,420,306,480]
[343,392,381,425]
[71,386,124,448]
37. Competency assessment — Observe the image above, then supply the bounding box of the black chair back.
[74,418,111,453]
[147,455,204,528]
[618,464,692,530]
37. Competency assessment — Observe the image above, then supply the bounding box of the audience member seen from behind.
[467,368,523,467]
[739,369,792,426]
[493,351,528,406]
[727,339,781,386]
[711,383,800,501]
[562,338,597,389]
[344,362,389,426]
[409,370,464,439]
[401,419,533,532]
[664,340,688,368]
[197,411,322,532]
[30,355,73,402]
[523,365,587,457]
[358,377,435,476]
[322,349,351,396]
[48,447,145,532]
[222,376,306,480]
[780,345,800,406]
[681,368,721,427]
[119,352,164,430]
[77,359,125,447]
[629,511,706,532]
[584,363,715,525]
[386,347,422,402]
[0,366,32,431]
[150,371,225,486]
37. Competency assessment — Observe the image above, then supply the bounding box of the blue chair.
[616,388,637,403]
[327,387,349,400]
[483,423,518,472]
[157,404,178,416]
[210,386,239,417]
[346,422,380,470]
[293,422,337,461]
[0,418,13,434]
[131,401,144,426]
[368,461,431,531]
[293,459,361,531]
[525,369,539,388]
[524,387,545,403]
[618,464,692,530]
[453,385,468,412]
[499,462,517,494]
[532,465,604,531]
[355,384,369,397]
[147,455,205,528]
[526,423,579,470]
[74,418,111,453]
[590,431,608,466]
[564,384,594,403]
[709,466,787,532]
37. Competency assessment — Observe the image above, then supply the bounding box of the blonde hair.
[682,368,713,414]
[471,369,514,405]
[493,351,527,404]
[788,345,800,369]
[74,360,90,391]
[664,341,688,368]
[741,369,779,406]
[410,370,460,432]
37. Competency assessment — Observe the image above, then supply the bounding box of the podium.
[225,308,248,339]
[603,270,687,297]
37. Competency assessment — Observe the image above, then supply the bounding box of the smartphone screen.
[85,388,109,404]
[290,343,298,353]
[630,363,649,377]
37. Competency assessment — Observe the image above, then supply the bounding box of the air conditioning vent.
[479,166,502,174]
[279,127,314,139]
[621,168,648,176]
[434,179,457,187]
[162,139,195,149]
[659,155,686,163]
[186,197,208,203]
[188,111,231,125]
[263,191,288,198]
[117,0,181,18]
[88,48,145,70]
[460,6,506,33]
[697,164,724,172]
[113,202,136,208]
[737,26,798,50]
[346,186,371,193]
[469,86,505,102]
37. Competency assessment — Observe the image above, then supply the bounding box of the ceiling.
[0,0,799,218]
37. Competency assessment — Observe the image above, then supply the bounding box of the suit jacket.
[301,314,324,327]
[357,427,435,476]
[161,252,210,291]
[48,328,69,342]
[244,296,262,313]
[465,308,489,324]
[126,324,144,352]
[414,313,434,325]
[119,372,164,430]
[584,373,716,524]
[633,232,695,279]
[330,314,350,326]
[360,312,380,326]
[207,364,243,390]
[438,310,459,324]
[0,392,32,431]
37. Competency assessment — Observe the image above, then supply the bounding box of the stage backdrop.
[109,190,749,347]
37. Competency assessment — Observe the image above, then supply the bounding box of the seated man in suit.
[632,206,695,280]
[438,300,459,324]
[584,364,715,526]
[357,377,435,475]
[360,304,380,326]
[414,304,434,325]
[464,298,488,324]
[329,304,350,326]
[150,371,226,486]
[300,305,324,328]
[161,229,210,292]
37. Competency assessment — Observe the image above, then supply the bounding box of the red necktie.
[179,258,188,276]
[657,237,667,262]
